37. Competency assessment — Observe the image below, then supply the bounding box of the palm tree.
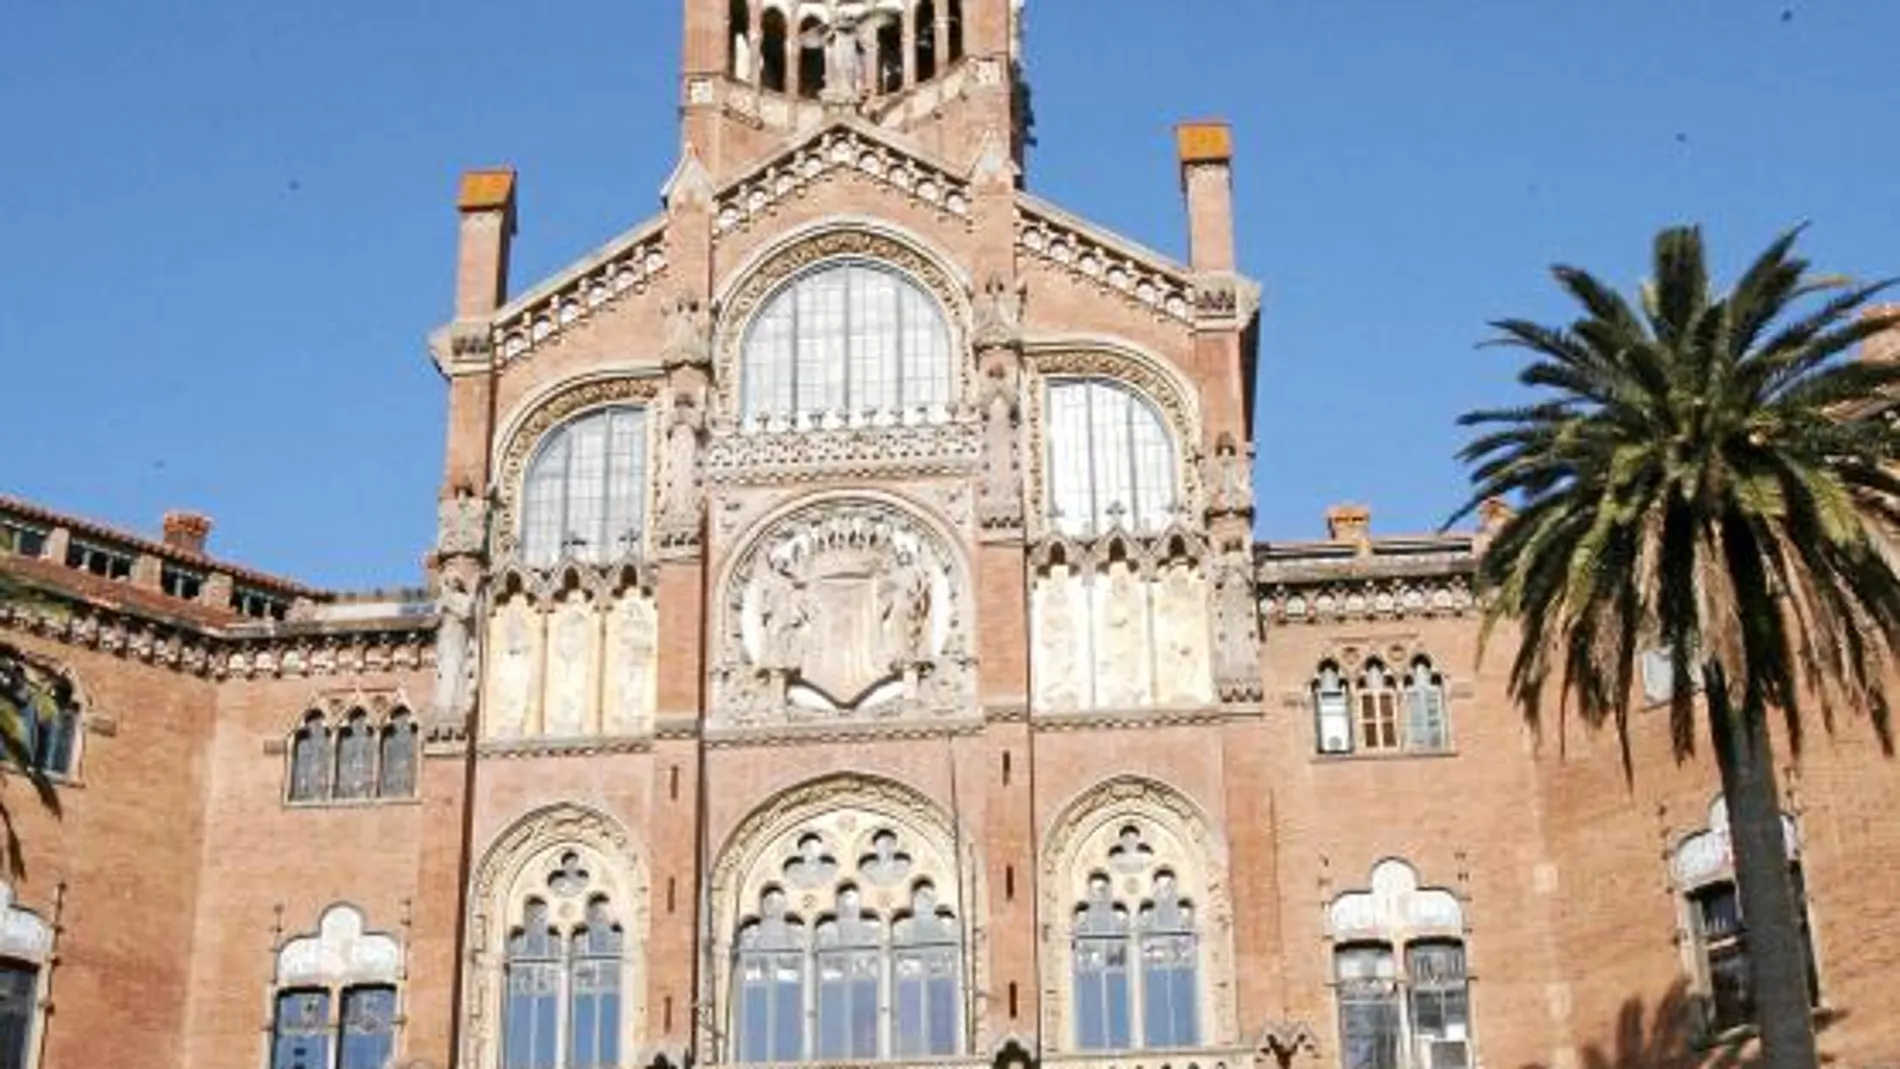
[1454,225,1900,1069]
[0,570,62,875]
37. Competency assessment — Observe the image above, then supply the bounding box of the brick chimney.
[162,510,213,556]
[1326,504,1371,550]
[1176,121,1236,273]
[455,168,517,319]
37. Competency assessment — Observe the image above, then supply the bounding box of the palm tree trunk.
[1704,664,1818,1069]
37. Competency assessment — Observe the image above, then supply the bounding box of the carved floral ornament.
[1038,777,1238,1047]
[711,226,972,415]
[1327,860,1466,943]
[491,376,664,565]
[276,904,403,990]
[713,495,974,726]
[464,804,650,1069]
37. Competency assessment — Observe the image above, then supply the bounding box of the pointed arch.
[1039,776,1235,1051]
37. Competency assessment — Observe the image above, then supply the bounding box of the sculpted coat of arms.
[722,502,969,721]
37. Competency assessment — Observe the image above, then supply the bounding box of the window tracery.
[1312,655,1452,757]
[468,805,649,1069]
[271,904,403,1069]
[710,776,978,1064]
[1326,860,1472,1069]
[284,698,417,806]
[1040,779,1233,1052]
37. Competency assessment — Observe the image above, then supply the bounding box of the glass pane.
[335,717,376,800]
[1708,943,1752,1032]
[289,724,329,801]
[1047,383,1096,536]
[746,299,796,417]
[602,408,647,559]
[378,716,416,798]
[0,964,32,1069]
[1336,947,1400,1069]
[272,989,332,1069]
[851,267,900,413]
[796,268,848,414]
[566,415,609,559]
[340,986,397,1069]
[522,430,570,565]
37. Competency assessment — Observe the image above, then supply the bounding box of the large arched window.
[520,406,649,567]
[288,712,331,803]
[1070,865,1200,1051]
[740,262,953,422]
[1045,379,1178,537]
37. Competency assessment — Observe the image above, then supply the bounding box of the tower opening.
[915,0,938,81]
[760,8,788,92]
[728,0,754,81]
[797,16,826,99]
[947,0,964,63]
[876,18,903,94]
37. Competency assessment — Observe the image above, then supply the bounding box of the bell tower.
[680,0,1029,183]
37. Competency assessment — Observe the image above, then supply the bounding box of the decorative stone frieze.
[490,225,670,365]
[1259,576,1477,625]
[712,127,973,239]
[703,414,983,486]
[1017,200,1196,324]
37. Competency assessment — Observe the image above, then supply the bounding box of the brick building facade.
[2,2,1897,1068]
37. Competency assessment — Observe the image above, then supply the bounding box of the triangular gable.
[710,115,979,238]
[487,216,671,366]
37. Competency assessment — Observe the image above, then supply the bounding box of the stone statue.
[972,274,1027,351]
[660,295,712,368]
[756,554,816,671]
[431,572,478,720]
[489,595,537,738]
[879,546,934,666]
[1097,562,1149,708]
[1034,566,1083,710]
[607,594,656,734]
[660,393,706,525]
[978,359,1023,528]
[545,593,594,736]
[1203,437,1253,516]
[1210,553,1261,697]
[435,484,486,557]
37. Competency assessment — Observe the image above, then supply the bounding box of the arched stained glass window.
[1356,662,1399,753]
[893,884,961,1057]
[569,898,624,1069]
[740,262,952,422]
[735,889,808,1063]
[1045,379,1177,537]
[288,713,330,803]
[505,900,562,1069]
[815,889,880,1060]
[1138,871,1199,1048]
[333,710,377,801]
[521,406,649,567]
[338,986,397,1069]
[378,711,417,798]
[1072,874,1132,1051]
[271,989,332,1069]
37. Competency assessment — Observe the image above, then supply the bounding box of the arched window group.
[1328,861,1473,1069]
[504,892,626,1069]
[1068,834,1201,1051]
[727,0,966,99]
[0,659,79,780]
[1313,658,1449,756]
[287,707,418,805]
[740,262,952,423]
[520,405,650,567]
[734,878,962,1062]
[1044,378,1178,537]
[269,905,403,1069]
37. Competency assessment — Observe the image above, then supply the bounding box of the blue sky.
[3,1,1895,589]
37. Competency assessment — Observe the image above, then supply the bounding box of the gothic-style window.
[815,888,880,1059]
[946,0,964,62]
[0,964,35,1069]
[736,889,807,1062]
[288,712,331,802]
[520,406,649,567]
[21,696,76,778]
[1314,662,1352,755]
[760,8,788,92]
[915,0,938,80]
[740,262,952,422]
[893,885,960,1056]
[339,985,398,1069]
[1334,946,1399,1069]
[271,989,333,1069]
[1045,379,1177,537]
[1404,660,1449,752]
[333,710,377,801]
[1407,942,1471,1067]
[876,19,903,93]
[505,900,563,1069]
[728,0,753,81]
[1072,874,1133,1051]
[569,898,625,1069]
[378,710,417,798]
[1138,872,1199,1047]
[797,17,825,99]
[1687,869,1818,1033]
[1355,662,1400,753]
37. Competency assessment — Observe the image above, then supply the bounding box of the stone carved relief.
[1209,550,1263,703]
[712,132,973,239]
[480,572,659,744]
[1201,436,1254,519]
[276,904,403,989]
[977,356,1025,533]
[707,774,985,1060]
[712,228,969,418]
[715,498,973,726]
[432,570,479,723]
[660,294,713,370]
[492,377,663,565]
[1040,777,1236,1048]
[657,388,708,550]
[1030,533,1216,713]
[1327,860,1466,942]
[436,484,489,558]
[466,804,649,1069]
[703,416,983,486]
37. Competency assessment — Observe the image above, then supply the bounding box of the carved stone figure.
[544,593,595,737]
[756,554,816,671]
[878,547,934,667]
[660,295,713,368]
[972,274,1027,351]
[1034,565,1084,711]
[659,393,706,528]
[606,594,657,735]
[1154,562,1213,705]
[977,360,1023,529]
[435,484,487,557]
[431,572,478,721]
[1096,562,1150,708]
[1211,553,1262,699]
[488,594,538,738]
[1203,437,1254,516]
